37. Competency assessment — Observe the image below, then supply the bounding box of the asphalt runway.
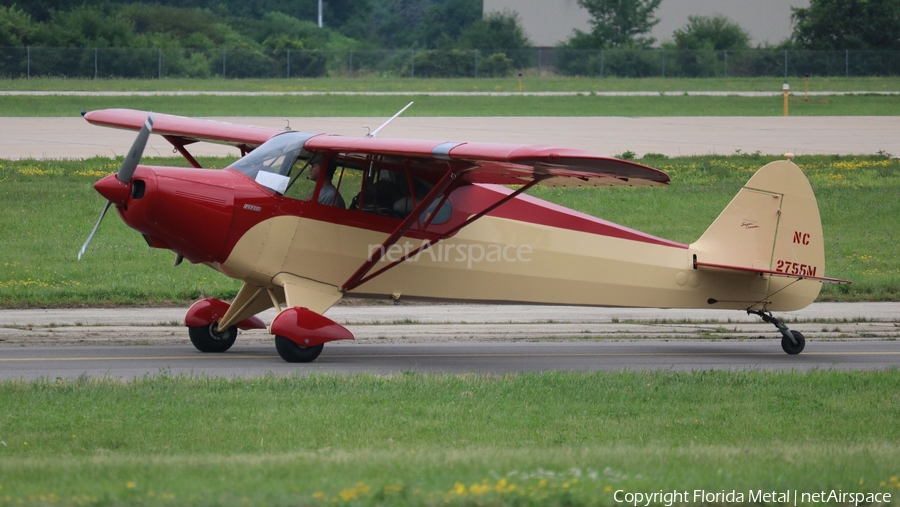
[1,303,898,379]
[3,341,899,380]
[2,115,898,159]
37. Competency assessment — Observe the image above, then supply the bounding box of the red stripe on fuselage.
[220,172,687,263]
[469,184,688,249]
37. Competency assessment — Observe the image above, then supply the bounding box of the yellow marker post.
[517,72,523,92]
[783,82,790,116]
[804,73,809,102]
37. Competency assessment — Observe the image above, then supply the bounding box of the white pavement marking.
[2,116,898,159]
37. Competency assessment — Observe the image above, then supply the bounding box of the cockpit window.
[229,132,316,194]
[345,161,453,225]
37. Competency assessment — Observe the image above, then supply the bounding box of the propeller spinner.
[78,113,154,260]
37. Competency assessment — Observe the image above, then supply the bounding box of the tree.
[672,15,750,50]
[0,5,35,46]
[34,5,135,47]
[792,0,900,50]
[412,0,481,49]
[459,11,530,53]
[564,0,662,49]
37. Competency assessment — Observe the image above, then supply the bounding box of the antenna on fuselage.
[367,101,413,138]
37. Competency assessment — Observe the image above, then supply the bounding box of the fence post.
[94,48,98,79]
[600,49,604,77]
[222,49,226,78]
[27,46,30,79]
[287,50,290,78]
[474,50,479,78]
[411,50,415,78]
[661,49,665,77]
[723,50,727,78]
[845,50,849,77]
[349,50,353,76]
[783,49,788,78]
[537,48,542,77]
[158,48,162,79]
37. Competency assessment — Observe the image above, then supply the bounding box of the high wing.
[85,109,668,187]
[305,136,670,188]
[83,108,284,167]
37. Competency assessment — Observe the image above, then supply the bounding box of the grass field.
[0,153,897,307]
[1,371,898,506]
[3,76,900,92]
[2,93,899,117]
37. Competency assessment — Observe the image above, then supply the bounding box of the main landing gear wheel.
[275,336,324,363]
[781,330,805,355]
[188,322,237,353]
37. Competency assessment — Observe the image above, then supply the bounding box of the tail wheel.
[781,331,805,355]
[188,322,237,353]
[275,336,324,363]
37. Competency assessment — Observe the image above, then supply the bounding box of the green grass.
[1,154,898,307]
[0,371,898,506]
[3,76,899,92]
[2,93,899,117]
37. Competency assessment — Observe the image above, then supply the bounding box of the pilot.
[307,156,345,208]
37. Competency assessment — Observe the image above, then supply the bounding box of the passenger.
[307,157,345,208]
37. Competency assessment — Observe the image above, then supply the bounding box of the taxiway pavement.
[1,303,898,379]
[2,116,897,159]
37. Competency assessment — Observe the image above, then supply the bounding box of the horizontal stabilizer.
[693,261,851,284]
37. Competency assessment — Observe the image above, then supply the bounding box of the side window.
[282,158,316,201]
[282,156,361,211]
[343,163,452,224]
[333,165,363,209]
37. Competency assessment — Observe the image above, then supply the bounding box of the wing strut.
[163,135,203,168]
[341,168,460,292]
[341,175,548,293]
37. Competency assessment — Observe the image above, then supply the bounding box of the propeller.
[78,113,154,260]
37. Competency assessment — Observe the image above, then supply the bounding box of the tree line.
[2,0,897,52]
[0,0,896,78]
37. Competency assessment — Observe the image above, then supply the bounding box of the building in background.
[484,0,810,47]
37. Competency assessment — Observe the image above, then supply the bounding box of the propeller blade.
[78,200,113,260]
[116,113,154,183]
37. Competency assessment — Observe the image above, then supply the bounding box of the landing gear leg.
[747,309,805,355]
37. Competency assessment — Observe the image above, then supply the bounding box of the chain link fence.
[2,47,899,79]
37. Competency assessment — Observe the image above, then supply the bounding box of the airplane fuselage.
[105,165,817,316]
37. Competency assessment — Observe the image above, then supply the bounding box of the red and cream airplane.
[79,108,848,362]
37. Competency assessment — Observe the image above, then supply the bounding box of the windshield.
[229,131,316,194]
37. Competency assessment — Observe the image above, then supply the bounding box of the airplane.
[78,107,850,363]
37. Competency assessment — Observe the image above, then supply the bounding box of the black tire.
[781,330,805,355]
[188,322,237,353]
[275,336,324,363]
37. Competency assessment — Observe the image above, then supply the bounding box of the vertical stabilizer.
[690,159,824,310]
